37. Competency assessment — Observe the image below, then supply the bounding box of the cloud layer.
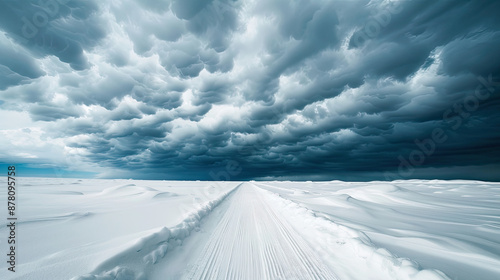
[1,0,499,180]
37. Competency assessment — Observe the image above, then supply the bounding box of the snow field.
[255,180,500,280]
[1,178,498,280]
[73,183,242,280]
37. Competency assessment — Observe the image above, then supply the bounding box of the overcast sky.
[0,0,499,181]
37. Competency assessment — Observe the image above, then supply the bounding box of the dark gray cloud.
[0,0,499,181]
[0,0,106,70]
[29,104,83,121]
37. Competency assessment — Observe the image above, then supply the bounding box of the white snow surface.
[0,178,499,280]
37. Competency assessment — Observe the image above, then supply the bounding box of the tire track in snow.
[184,183,338,280]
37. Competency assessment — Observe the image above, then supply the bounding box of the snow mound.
[152,191,179,199]
[98,184,160,197]
[73,183,242,280]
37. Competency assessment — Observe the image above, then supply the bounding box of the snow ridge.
[73,183,242,280]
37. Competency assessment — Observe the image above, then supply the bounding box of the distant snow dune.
[0,178,498,280]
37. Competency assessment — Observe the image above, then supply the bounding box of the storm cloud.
[0,0,499,181]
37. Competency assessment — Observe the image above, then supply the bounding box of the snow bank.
[255,186,451,280]
[72,183,242,280]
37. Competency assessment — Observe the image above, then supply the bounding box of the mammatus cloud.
[0,0,499,180]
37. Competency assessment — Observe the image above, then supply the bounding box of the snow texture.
[0,178,499,280]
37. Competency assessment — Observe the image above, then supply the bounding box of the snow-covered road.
[146,183,448,280]
[182,183,338,279]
